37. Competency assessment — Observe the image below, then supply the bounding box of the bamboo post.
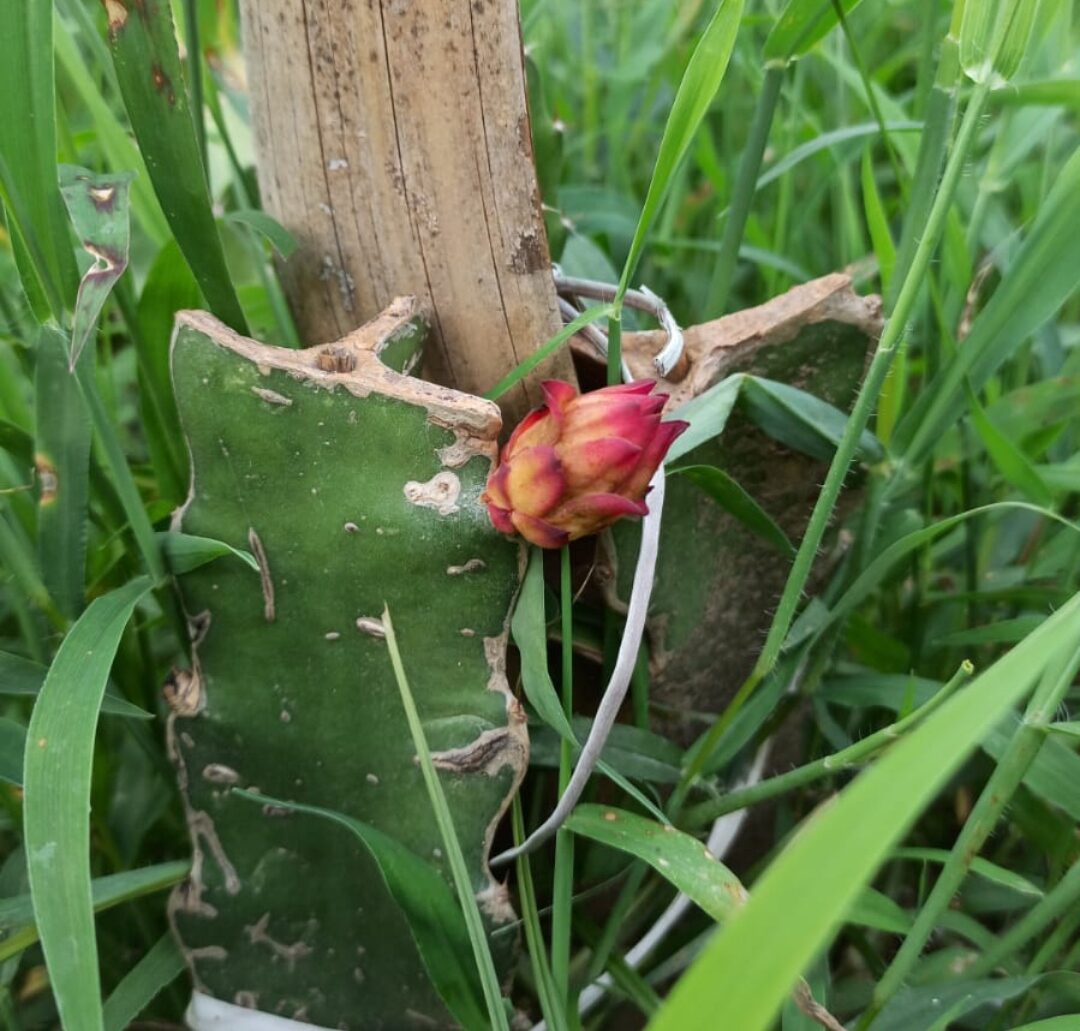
[239,0,574,420]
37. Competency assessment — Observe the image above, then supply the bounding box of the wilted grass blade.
[58,166,136,368]
[23,576,153,1031]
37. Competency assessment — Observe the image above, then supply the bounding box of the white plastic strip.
[186,992,332,1031]
[490,468,666,866]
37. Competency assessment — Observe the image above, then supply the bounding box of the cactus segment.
[167,298,526,1028]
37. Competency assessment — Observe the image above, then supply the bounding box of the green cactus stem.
[166,298,526,1028]
[614,274,883,743]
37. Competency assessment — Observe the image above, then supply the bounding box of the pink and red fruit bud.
[482,380,688,549]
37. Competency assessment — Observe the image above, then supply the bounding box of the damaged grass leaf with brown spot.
[59,165,136,369]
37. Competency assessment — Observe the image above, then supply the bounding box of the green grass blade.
[869,642,1080,1017]
[610,0,744,378]
[102,0,247,333]
[0,505,58,628]
[861,147,897,297]
[739,377,884,464]
[966,858,1080,979]
[52,16,170,247]
[704,65,784,316]
[34,326,91,619]
[0,151,67,325]
[0,718,26,786]
[23,575,154,1031]
[647,590,1080,1031]
[102,933,186,1031]
[135,239,200,503]
[1011,1020,1080,1031]
[0,860,188,964]
[232,788,489,1031]
[0,0,79,316]
[511,797,567,1031]
[224,210,299,259]
[566,805,747,923]
[666,374,745,463]
[891,848,1043,898]
[897,143,1080,461]
[0,650,151,719]
[156,531,258,575]
[755,122,922,194]
[764,0,869,62]
[484,305,612,401]
[511,549,668,822]
[809,502,1077,644]
[76,365,165,583]
[382,606,510,1031]
[964,381,1053,506]
[671,464,795,557]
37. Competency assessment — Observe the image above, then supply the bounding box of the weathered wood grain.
[239,0,574,420]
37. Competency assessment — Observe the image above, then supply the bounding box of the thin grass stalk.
[381,606,510,1031]
[864,641,1080,1025]
[1025,903,1080,975]
[0,153,67,325]
[677,79,992,795]
[685,662,972,827]
[485,306,613,400]
[0,509,61,629]
[764,62,800,296]
[964,855,1080,979]
[830,0,905,194]
[886,36,961,312]
[75,364,164,584]
[582,862,650,987]
[513,797,567,1031]
[551,546,576,1013]
[606,317,623,387]
[704,64,784,317]
[914,0,941,114]
[180,0,206,174]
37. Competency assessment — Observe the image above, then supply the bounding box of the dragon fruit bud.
[481,380,689,549]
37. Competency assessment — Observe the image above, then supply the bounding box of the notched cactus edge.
[166,297,527,1028]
